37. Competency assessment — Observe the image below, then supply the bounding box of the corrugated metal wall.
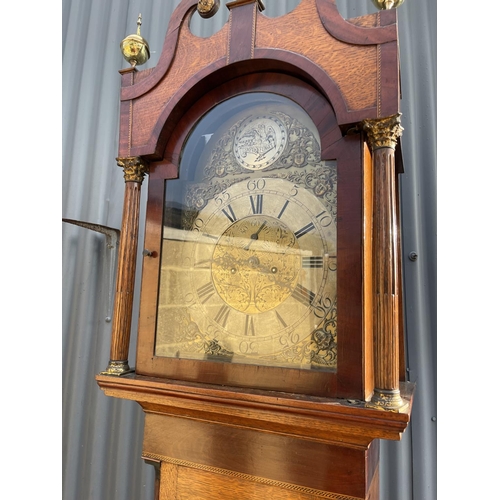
[62,1,436,498]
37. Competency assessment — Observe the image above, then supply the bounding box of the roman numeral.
[294,222,315,239]
[292,284,316,306]
[222,205,237,223]
[277,200,289,219]
[202,232,218,240]
[194,258,212,268]
[274,310,287,328]
[214,305,231,327]
[197,282,215,303]
[250,194,263,214]
[245,315,256,336]
[302,256,324,268]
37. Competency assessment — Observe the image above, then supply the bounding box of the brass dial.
[155,95,337,370]
[212,215,301,314]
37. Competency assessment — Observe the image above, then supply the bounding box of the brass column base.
[101,360,135,376]
[366,388,409,412]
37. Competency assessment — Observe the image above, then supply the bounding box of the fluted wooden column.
[362,114,406,410]
[102,156,149,375]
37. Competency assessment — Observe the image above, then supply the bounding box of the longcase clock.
[95,1,414,499]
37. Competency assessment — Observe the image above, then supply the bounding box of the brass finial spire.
[136,13,143,35]
[120,14,150,68]
[371,0,405,9]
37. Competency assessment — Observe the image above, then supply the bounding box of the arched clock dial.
[155,95,337,370]
[183,177,336,366]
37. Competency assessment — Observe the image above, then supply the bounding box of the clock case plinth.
[97,373,414,499]
[96,1,415,499]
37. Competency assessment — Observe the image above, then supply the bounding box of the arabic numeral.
[239,340,257,354]
[247,178,266,191]
[327,256,337,272]
[279,332,299,346]
[316,210,332,228]
[215,191,230,206]
[289,184,299,197]
[192,217,204,232]
[313,296,333,319]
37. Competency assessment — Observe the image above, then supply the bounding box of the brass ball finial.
[197,0,220,19]
[371,0,405,9]
[120,14,150,68]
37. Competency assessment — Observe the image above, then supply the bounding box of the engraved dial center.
[248,255,260,267]
[211,216,301,314]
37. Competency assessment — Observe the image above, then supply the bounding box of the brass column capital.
[367,388,408,412]
[362,113,403,151]
[101,360,133,376]
[116,156,150,183]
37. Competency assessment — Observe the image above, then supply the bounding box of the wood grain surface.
[117,0,400,158]
[109,181,144,362]
[372,147,400,391]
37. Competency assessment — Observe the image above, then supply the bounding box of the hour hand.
[244,220,268,250]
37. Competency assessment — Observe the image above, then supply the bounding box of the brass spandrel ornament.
[155,95,337,370]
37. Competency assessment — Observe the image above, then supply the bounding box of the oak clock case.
[91,3,414,499]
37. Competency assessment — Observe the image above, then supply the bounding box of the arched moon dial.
[233,115,287,170]
[211,216,301,314]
